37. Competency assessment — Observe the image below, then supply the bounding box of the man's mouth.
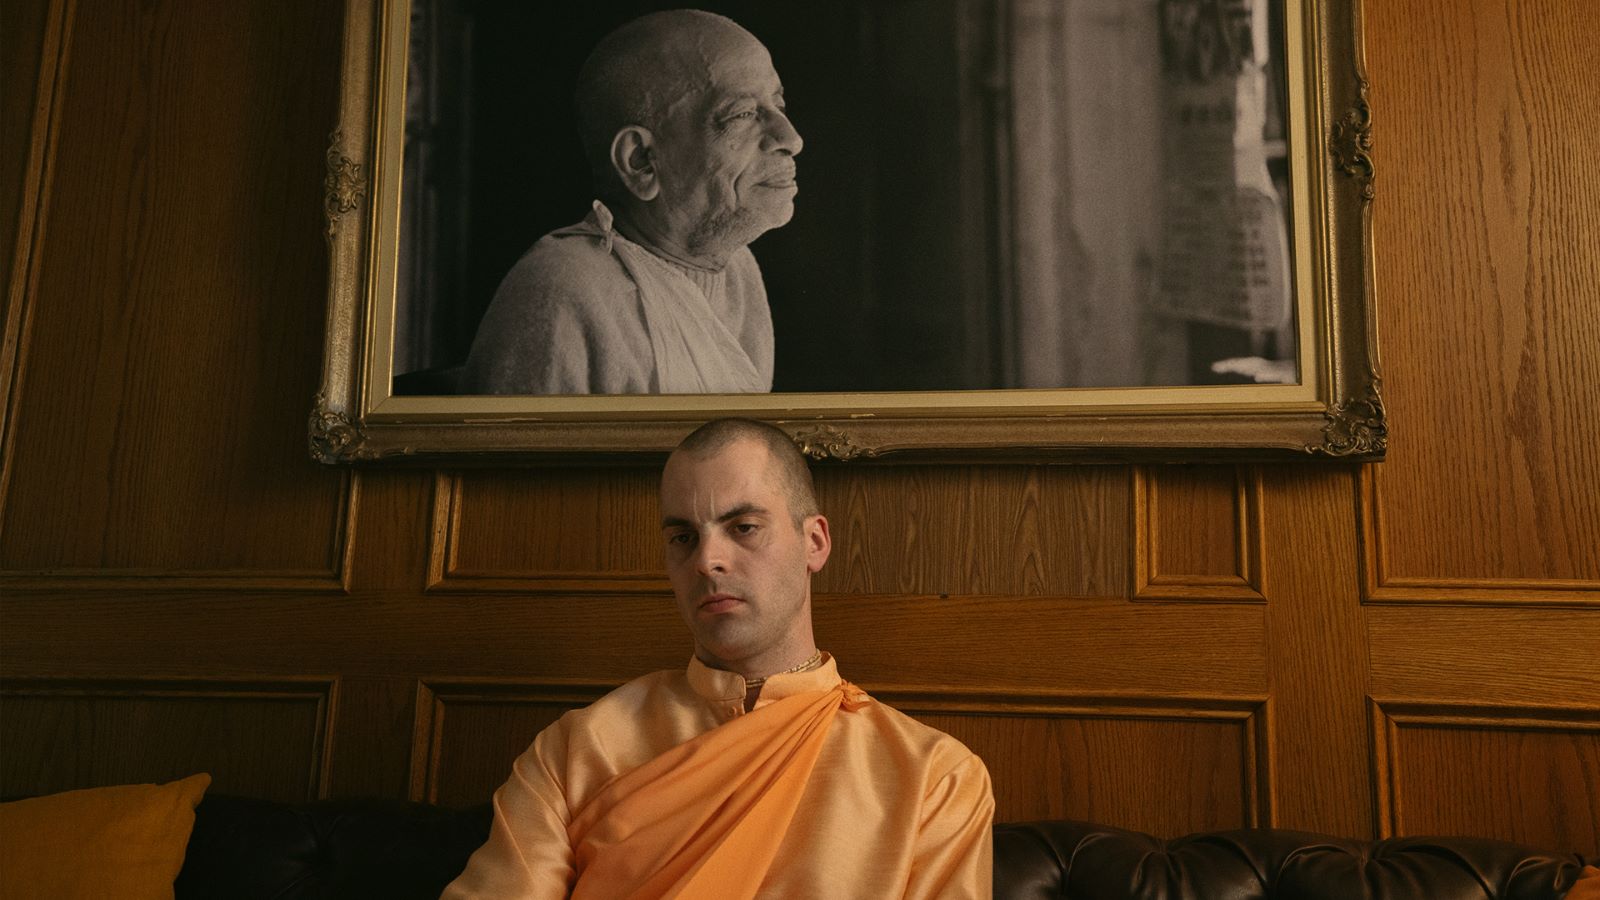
[698,593,744,614]
[758,167,797,189]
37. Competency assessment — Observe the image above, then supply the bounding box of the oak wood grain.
[323,674,419,801]
[1260,465,1370,836]
[915,712,1255,835]
[813,464,1128,598]
[414,683,613,808]
[1135,465,1264,601]
[0,679,331,802]
[0,591,1266,697]
[1374,705,1600,852]
[0,0,1597,857]
[1147,466,1241,579]
[437,468,664,590]
[1368,606,1600,707]
[0,0,50,300]
[0,0,347,577]
[1365,0,1600,587]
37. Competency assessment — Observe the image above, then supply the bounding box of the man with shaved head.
[444,419,995,898]
[463,11,800,395]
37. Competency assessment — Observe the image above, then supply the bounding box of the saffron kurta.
[441,655,994,899]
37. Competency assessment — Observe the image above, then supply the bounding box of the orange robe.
[442,655,994,899]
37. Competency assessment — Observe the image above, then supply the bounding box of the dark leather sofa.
[175,794,1595,899]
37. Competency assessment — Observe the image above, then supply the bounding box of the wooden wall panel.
[432,469,664,593]
[0,0,1597,861]
[0,678,334,803]
[1,0,52,301]
[412,682,613,808]
[1134,466,1264,602]
[324,674,421,800]
[0,0,350,586]
[1,0,52,297]
[813,464,1128,598]
[411,683,1269,837]
[1371,701,1600,852]
[1367,606,1600,707]
[1260,465,1369,838]
[435,462,1130,600]
[898,696,1268,835]
[1363,0,1600,603]
[816,595,1266,697]
[2,0,67,478]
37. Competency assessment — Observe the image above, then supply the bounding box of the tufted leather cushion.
[174,796,1595,899]
[174,795,490,900]
[995,820,1595,900]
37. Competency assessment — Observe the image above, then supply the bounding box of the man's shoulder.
[555,669,688,731]
[496,225,633,306]
[850,693,987,775]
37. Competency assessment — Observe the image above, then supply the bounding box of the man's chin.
[690,206,793,255]
[691,623,760,661]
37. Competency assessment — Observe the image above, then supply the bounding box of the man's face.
[650,31,803,257]
[659,439,828,674]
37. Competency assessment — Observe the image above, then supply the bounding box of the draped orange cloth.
[441,655,993,900]
[567,683,869,900]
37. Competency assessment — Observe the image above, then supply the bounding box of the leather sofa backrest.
[175,795,1594,899]
[995,821,1593,900]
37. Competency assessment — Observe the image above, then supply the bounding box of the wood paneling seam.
[0,0,74,525]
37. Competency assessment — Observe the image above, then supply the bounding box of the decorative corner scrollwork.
[324,131,367,238]
[791,425,879,462]
[309,392,365,463]
[1332,77,1375,202]
[1311,378,1387,457]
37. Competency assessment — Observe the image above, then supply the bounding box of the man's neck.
[609,205,731,271]
[696,646,822,684]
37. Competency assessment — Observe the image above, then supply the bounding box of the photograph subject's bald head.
[464,9,793,397]
[572,9,802,266]
[574,11,755,189]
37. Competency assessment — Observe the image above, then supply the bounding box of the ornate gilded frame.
[312,0,1381,464]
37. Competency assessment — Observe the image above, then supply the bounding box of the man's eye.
[733,522,759,536]
[666,532,692,546]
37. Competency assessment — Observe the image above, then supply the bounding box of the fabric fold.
[568,682,869,900]
[609,238,765,394]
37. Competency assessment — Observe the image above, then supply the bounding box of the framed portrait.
[313,0,1382,464]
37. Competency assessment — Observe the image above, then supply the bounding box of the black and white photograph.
[388,0,1298,398]
[313,0,1379,461]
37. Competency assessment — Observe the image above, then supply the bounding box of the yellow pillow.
[1569,865,1600,900]
[0,773,210,900]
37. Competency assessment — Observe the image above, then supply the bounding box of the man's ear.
[803,514,831,574]
[609,126,659,201]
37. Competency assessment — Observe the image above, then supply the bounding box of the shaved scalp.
[670,418,819,524]
[573,10,756,201]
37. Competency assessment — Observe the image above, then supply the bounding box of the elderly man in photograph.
[462,11,800,395]
[441,418,995,899]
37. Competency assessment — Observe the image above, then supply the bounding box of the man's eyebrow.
[716,503,766,522]
[714,86,784,110]
[659,502,768,529]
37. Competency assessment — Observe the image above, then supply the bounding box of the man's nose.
[762,110,802,156]
[692,532,729,575]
